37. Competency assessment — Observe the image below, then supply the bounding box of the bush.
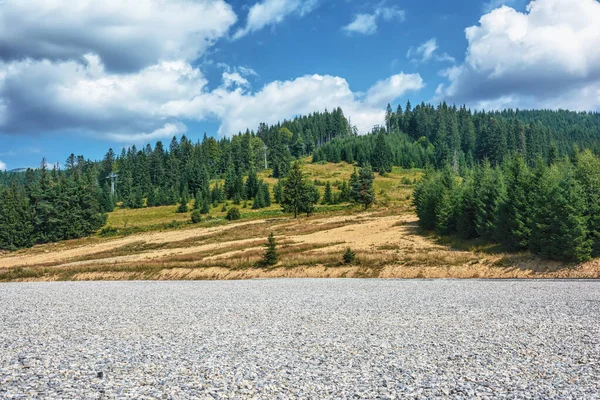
[343,248,356,264]
[226,207,241,221]
[401,176,412,185]
[191,210,203,224]
[98,226,120,237]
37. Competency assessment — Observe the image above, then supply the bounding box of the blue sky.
[2,0,599,170]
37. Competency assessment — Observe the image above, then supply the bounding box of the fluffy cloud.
[0,0,422,144]
[436,0,600,111]
[407,38,455,64]
[343,6,405,35]
[0,0,237,72]
[0,160,6,170]
[364,73,425,106]
[0,54,423,141]
[163,73,424,136]
[0,57,205,141]
[233,0,318,39]
[222,72,250,88]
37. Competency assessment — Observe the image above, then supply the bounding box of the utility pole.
[263,145,268,169]
[106,172,119,195]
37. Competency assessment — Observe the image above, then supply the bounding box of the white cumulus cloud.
[233,0,318,39]
[343,6,405,35]
[436,0,600,111]
[365,73,425,106]
[0,0,237,72]
[0,0,424,145]
[0,160,6,170]
[407,38,455,64]
[163,73,424,136]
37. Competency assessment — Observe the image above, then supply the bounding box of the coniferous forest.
[2,102,600,262]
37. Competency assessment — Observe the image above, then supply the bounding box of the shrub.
[98,226,120,237]
[343,248,356,264]
[226,207,241,221]
[191,210,203,224]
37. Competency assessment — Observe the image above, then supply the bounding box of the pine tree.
[302,184,320,216]
[474,161,504,240]
[351,165,376,210]
[191,209,203,224]
[455,171,478,239]
[246,168,260,199]
[273,180,283,204]
[201,196,211,214]
[252,191,265,209]
[99,182,115,212]
[575,150,600,256]
[372,131,393,174]
[530,163,591,261]
[281,162,306,218]
[194,191,202,210]
[224,165,237,200]
[435,169,458,234]
[261,232,279,267]
[323,181,333,205]
[261,183,272,207]
[495,155,532,250]
[127,187,145,209]
[339,180,350,202]
[176,193,189,213]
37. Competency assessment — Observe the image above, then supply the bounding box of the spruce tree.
[455,171,478,239]
[351,165,376,210]
[434,169,458,235]
[323,181,333,205]
[201,196,211,215]
[261,183,272,207]
[495,155,532,250]
[194,191,202,210]
[252,191,265,209]
[281,162,306,218]
[246,168,259,199]
[372,131,393,174]
[530,163,591,261]
[176,194,189,213]
[575,150,600,257]
[273,181,283,204]
[261,232,279,267]
[474,161,504,240]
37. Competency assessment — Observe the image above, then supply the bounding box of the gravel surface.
[0,279,598,399]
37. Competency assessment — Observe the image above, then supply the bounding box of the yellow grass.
[1,161,598,281]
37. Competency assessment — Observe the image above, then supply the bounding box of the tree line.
[313,101,600,172]
[0,161,107,250]
[3,101,600,254]
[413,151,600,262]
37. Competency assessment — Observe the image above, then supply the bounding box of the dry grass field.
[1,160,598,281]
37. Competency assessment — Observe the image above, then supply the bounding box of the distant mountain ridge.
[7,168,28,173]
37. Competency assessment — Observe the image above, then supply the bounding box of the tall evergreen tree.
[495,155,532,250]
[351,165,376,210]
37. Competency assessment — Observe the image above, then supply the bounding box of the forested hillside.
[314,102,600,170]
[2,102,600,257]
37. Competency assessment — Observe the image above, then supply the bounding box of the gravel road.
[0,280,598,399]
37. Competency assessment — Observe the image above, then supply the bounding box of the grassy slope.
[1,160,598,281]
